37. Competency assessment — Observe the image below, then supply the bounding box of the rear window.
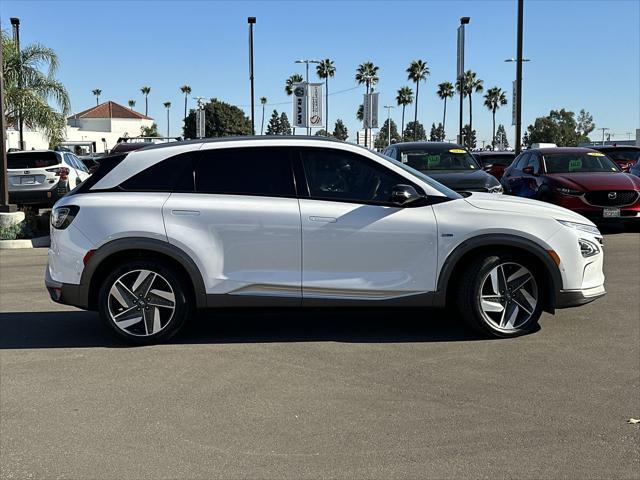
[8,151,60,169]
[68,154,128,195]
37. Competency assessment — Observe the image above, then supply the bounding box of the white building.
[355,129,378,148]
[6,101,154,153]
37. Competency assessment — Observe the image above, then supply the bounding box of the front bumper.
[556,285,606,309]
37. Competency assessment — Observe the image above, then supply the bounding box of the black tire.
[456,253,543,338]
[98,259,192,345]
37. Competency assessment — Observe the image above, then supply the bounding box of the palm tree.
[483,87,508,147]
[92,89,102,105]
[436,81,455,138]
[260,96,267,135]
[396,86,414,142]
[140,86,151,115]
[406,60,430,140]
[2,32,70,146]
[355,61,379,147]
[456,70,483,139]
[316,59,336,135]
[128,99,136,110]
[180,84,191,120]
[163,101,171,137]
[285,74,304,134]
[356,104,364,121]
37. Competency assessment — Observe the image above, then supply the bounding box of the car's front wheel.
[98,260,191,344]
[457,253,543,338]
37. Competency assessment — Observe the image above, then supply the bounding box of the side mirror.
[391,184,423,206]
[522,165,535,175]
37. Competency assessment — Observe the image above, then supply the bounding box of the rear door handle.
[309,216,337,223]
[171,209,200,216]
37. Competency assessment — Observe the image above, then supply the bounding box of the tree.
[128,99,136,110]
[403,121,426,141]
[456,70,483,139]
[140,123,160,137]
[285,74,304,134]
[2,32,70,147]
[265,109,281,135]
[92,88,102,105]
[375,118,401,150]
[436,81,455,139]
[429,122,445,141]
[356,104,364,122]
[576,109,595,138]
[260,96,267,135]
[180,85,191,120]
[163,101,171,137]
[495,124,509,149]
[314,129,331,137]
[525,109,590,146]
[483,87,508,147]
[396,86,413,142]
[333,119,348,141]
[316,58,336,135]
[355,61,379,146]
[140,86,151,115]
[462,124,477,149]
[279,112,292,135]
[183,98,252,138]
[406,60,430,140]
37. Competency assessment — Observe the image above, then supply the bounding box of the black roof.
[589,145,640,151]
[137,135,346,152]
[392,141,467,152]
[474,150,516,157]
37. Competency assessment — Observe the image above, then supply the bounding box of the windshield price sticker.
[426,155,441,166]
[587,152,605,157]
[569,159,582,171]
[449,149,466,154]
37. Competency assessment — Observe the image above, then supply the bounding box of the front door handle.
[309,216,337,223]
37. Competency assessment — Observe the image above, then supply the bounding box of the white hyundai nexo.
[46,137,605,344]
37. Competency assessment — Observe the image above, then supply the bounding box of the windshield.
[544,152,621,174]
[399,148,479,171]
[7,151,60,169]
[374,151,462,199]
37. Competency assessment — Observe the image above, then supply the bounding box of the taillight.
[51,205,79,229]
[46,167,70,180]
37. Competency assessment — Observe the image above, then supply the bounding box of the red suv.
[501,147,640,223]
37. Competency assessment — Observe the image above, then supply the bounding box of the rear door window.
[7,151,61,169]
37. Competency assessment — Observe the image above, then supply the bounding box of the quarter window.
[120,152,197,192]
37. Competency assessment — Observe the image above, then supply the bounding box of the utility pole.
[383,105,394,146]
[10,17,24,150]
[457,17,470,147]
[514,0,524,155]
[248,17,256,136]
[599,127,610,145]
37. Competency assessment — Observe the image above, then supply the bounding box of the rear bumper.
[45,267,88,309]
[9,184,68,205]
[556,285,606,309]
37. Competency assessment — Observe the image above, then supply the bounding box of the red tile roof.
[68,101,153,120]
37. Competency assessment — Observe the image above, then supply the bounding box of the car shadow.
[0,308,492,349]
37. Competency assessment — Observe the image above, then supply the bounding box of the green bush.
[0,222,23,240]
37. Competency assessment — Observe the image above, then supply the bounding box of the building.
[5,101,154,153]
[355,129,378,148]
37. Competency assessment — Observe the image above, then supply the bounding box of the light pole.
[295,59,321,135]
[504,56,531,153]
[10,17,24,150]
[248,17,256,136]
[457,16,470,147]
[383,105,394,146]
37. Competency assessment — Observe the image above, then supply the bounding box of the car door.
[63,153,83,188]
[162,146,302,305]
[504,153,529,195]
[296,146,438,304]
[521,153,542,199]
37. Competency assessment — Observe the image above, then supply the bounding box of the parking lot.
[0,232,638,479]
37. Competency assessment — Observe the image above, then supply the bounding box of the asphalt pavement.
[1,233,638,479]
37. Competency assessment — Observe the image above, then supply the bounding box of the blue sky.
[2,0,639,144]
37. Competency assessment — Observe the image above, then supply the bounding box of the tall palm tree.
[260,96,268,135]
[92,89,102,105]
[396,86,414,142]
[483,87,508,147]
[406,60,430,140]
[356,104,364,121]
[316,58,336,135]
[355,61,379,147]
[180,84,191,119]
[128,99,136,110]
[2,32,70,146]
[456,70,483,139]
[163,101,171,137]
[140,86,151,116]
[285,74,304,134]
[436,81,455,138]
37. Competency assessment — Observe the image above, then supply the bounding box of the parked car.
[46,137,605,344]
[79,153,106,174]
[588,145,640,172]
[501,147,640,223]
[7,150,91,206]
[382,142,503,193]
[629,159,640,178]
[474,151,516,181]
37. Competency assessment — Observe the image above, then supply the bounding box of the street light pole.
[10,17,24,150]
[295,59,321,135]
[383,105,394,146]
[457,17,470,147]
[514,0,524,155]
[248,17,256,136]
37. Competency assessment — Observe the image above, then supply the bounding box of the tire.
[456,253,543,338]
[98,259,192,345]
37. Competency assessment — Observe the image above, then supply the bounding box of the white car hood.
[463,192,595,225]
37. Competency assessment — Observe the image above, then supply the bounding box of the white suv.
[46,137,606,344]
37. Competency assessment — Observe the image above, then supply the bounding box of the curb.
[0,236,51,250]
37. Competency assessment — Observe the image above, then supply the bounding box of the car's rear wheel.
[457,254,543,338]
[98,260,191,344]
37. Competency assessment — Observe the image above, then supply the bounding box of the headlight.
[579,238,600,257]
[488,185,503,194]
[51,205,79,230]
[555,187,582,196]
[557,219,601,236]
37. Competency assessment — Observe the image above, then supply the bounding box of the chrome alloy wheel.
[107,269,176,337]
[478,262,538,332]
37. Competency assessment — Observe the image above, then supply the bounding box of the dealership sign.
[292,83,323,128]
[363,92,379,129]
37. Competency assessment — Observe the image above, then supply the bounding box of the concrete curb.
[0,236,50,250]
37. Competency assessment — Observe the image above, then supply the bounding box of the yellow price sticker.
[587,152,605,157]
[449,149,466,154]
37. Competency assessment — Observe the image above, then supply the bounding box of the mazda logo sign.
[608,192,617,200]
